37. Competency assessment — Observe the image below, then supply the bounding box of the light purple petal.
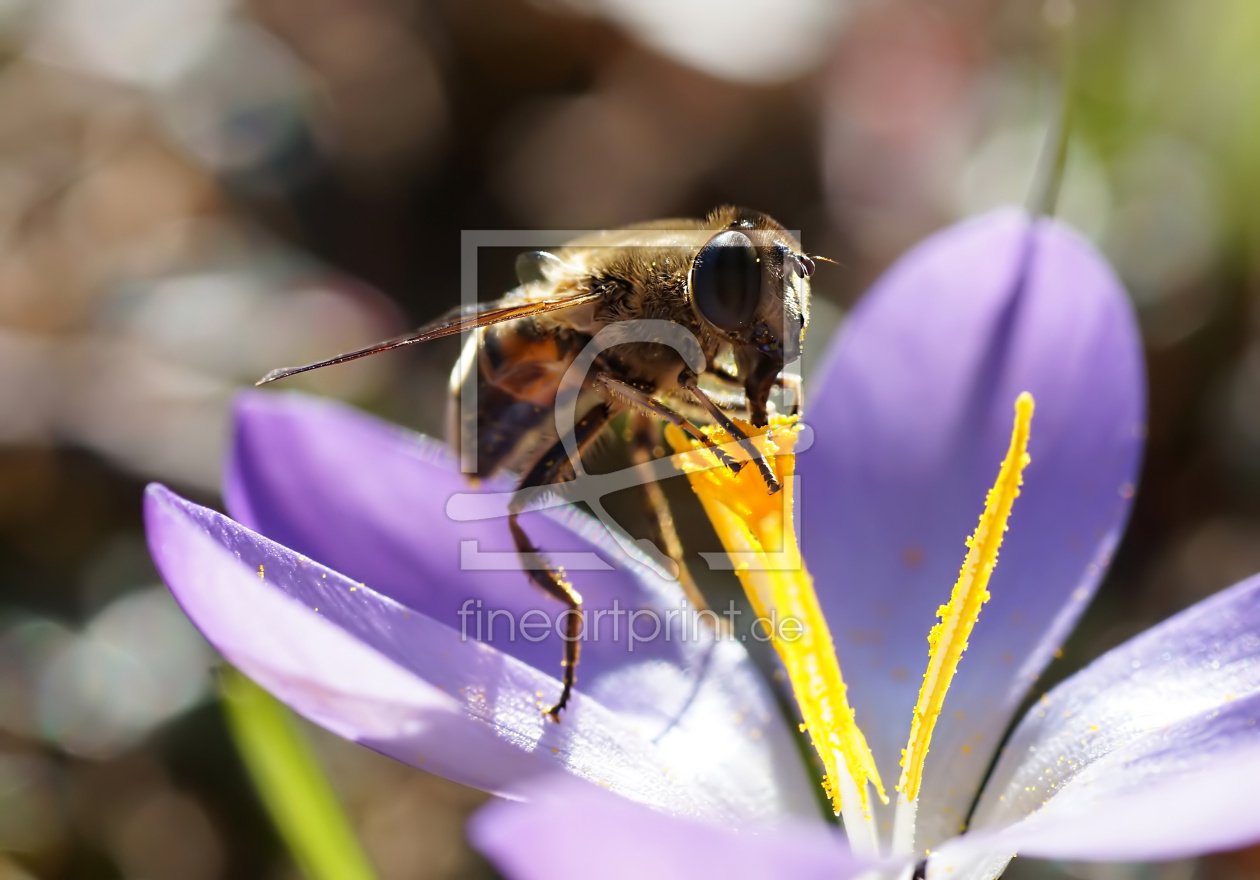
[226,391,680,680]
[799,209,1145,846]
[943,696,1260,871]
[145,483,821,822]
[224,392,816,809]
[470,776,867,880]
[961,573,1260,862]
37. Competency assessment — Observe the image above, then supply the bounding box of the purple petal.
[800,209,1145,846]
[956,573,1260,863]
[470,776,867,880]
[225,391,731,686]
[943,697,1260,868]
[145,483,819,821]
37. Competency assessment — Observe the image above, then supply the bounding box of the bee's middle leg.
[628,415,712,618]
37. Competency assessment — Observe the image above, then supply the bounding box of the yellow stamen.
[897,392,1035,806]
[666,416,887,816]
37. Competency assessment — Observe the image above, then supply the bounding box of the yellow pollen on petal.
[898,392,1034,804]
[666,416,887,816]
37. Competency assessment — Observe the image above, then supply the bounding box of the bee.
[257,205,814,720]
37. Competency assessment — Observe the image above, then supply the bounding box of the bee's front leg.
[704,367,803,418]
[592,373,744,475]
[776,372,803,416]
[680,375,781,495]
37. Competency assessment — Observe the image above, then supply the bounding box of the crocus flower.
[144,208,1260,878]
[467,211,1260,879]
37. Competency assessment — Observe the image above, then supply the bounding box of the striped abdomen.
[447,318,600,479]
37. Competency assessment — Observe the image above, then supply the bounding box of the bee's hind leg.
[507,403,611,722]
[507,511,583,722]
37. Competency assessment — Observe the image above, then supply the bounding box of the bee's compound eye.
[691,230,761,331]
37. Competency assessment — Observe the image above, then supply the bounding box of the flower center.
[666,416,888,832]
[668,392,1034,859]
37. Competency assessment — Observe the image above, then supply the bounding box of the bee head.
[688,207,812,425]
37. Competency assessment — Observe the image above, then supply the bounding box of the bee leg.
[777,373,803,416]
[628,416,715,622]
[507,512,583,722]
[507,403,613,722]
[682,379,781,495]
[593,373,745,475]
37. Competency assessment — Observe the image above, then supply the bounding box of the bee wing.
[255,289,604,386]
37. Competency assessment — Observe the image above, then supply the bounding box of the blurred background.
[1,0,1259,876]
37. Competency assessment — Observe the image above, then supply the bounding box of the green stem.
[220,667,379,880]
